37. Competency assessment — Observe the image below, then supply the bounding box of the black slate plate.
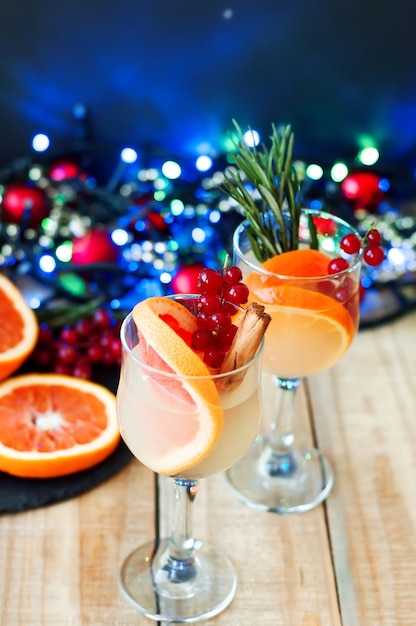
[0,365,133,514]
[0,440,132,513]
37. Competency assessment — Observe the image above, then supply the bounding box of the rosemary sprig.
[221,120,312,262]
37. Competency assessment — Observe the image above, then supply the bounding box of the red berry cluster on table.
[328,227,385,275]
[192,265,249,369]
[30,309,122,380]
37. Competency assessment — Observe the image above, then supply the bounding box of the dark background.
[1,0,415,173]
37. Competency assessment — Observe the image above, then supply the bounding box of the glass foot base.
[119,538,237,622]
[225,437,334,514]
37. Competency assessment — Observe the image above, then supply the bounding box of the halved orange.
[0,373,120,478]
[131,297,223,475]
[0,274,39,382]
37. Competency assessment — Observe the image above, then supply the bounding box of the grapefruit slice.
[0,274,39,382]
[131,297,223,475]
[0,373,120,478]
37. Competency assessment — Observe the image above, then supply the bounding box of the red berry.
[192,328,213,351]
[92,308,112,329]
[75,318,94,338]
[57,344,79,365]
[366,228,382,245]
[217,324,238,348]
[340,233,361,255]
[73,362,92,379]
[197,294,221,315]
[224,266,243,284]
[87,344,103,363]
[197,268,223,294]
[38,324,55,346]
[223,282,249,305]
[328,258,350,275]
[206,311,232,333]
[203,347,225,369]
[59,326,78,345]
[363,245,385,267]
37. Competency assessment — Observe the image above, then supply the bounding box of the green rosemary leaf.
[221,119,307,262]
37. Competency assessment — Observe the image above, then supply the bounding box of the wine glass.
[116,295,264,622]
[225,209,362,514]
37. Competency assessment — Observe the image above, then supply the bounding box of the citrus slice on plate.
[131,297,223,475]
[0,274,39,382]
[0,373,120,478]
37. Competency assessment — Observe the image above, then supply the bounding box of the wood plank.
[308,313,416,626]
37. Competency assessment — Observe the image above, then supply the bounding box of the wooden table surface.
[1,311,415,626]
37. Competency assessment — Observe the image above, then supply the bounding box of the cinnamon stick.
[218,302,271,391]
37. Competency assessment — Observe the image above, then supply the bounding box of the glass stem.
[265,376,301,477]
[163,479,199,583]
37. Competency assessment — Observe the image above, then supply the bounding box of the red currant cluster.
[192,266,249,369]
[30,309,122,380]
[328,228,385,275]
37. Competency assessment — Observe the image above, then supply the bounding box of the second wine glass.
[225,209,362,514]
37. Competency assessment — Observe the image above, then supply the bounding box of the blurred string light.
[306,163,324,180]
[2,122,416,326]
[121,147,138,164]
[162,160,181,179]
[106,147,139,192]
[358,146,380,166]
[32,134,50,152]
[331,162,349,182]
[196,155,213,172]
[243,129,261,147]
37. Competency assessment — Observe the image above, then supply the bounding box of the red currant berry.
[217,324,238,348]
[366,228,382,245]
[221,300,239,316]
[92,308,112,329]
[38,324,55,346]
[75,318,94,338]
[53,363,73,376]
[328,258,350,275]
[203,347,225,369]
[224,266,243,284]
[32,347,55,369]
[197,268,223,295]
[87,344,104,363]
[206,311,232,333]
[73,362,92,380]
[57,344,79,365]
[223,282,249,305]
[340,233,361,255]
[197,293,221,315]
[192,328,213,351]
[59,326,78,345]
[363,245,385,267]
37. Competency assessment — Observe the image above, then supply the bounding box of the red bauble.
[341,172,385,213]
[49,160,81,181]
[1,183,50,226]
[71,230,119,265]
[171,263,205,293]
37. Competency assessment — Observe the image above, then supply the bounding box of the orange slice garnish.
[245,250,357,377]
[131,297,223,475]
[0,373,120,478]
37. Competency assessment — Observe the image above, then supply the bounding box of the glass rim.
[120,296,265,382]
[233,208,363,281]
